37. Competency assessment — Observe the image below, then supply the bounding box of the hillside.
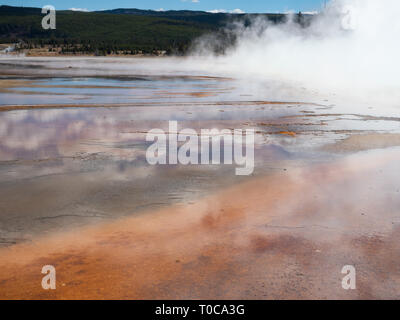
[0,5,308,55]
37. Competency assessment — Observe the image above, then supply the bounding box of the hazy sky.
[3,0,326,13]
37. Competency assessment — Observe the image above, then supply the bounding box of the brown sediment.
[0,80,142,90]
[322,133,400,153]
[281,113,400,122]
[1,148,400,299]
[29,84,138,89]
[0,79,35,88]
[0,101,321,112]
[155,91,219,97]
[278,131,297,137]
[0,88,74,96]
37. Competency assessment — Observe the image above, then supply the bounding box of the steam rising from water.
[1,0,398,108]
[191,0,400,107]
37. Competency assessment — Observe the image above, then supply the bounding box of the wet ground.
[0,57,400,299]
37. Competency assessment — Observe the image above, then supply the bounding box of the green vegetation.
[0,5,310,55]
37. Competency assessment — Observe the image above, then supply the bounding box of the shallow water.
[0,76,238,105]
[1,59,400,239]
[1,57,400,299]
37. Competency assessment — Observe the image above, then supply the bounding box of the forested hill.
[0,5,311,55]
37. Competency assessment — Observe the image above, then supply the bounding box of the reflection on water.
[1,58,400,299]
[1,59,400,248]
[0,76,237,105]
[1,146,400,298]
[1,97,399,165]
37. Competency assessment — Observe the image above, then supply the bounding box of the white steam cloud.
[193,0,400,108]
[3,1,398,109]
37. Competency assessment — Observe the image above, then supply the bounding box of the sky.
[2,0,326,13]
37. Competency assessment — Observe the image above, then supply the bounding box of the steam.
[191,0,400,107]
[1,0,399,108]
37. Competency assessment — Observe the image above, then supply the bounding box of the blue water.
[0,76,231,106]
